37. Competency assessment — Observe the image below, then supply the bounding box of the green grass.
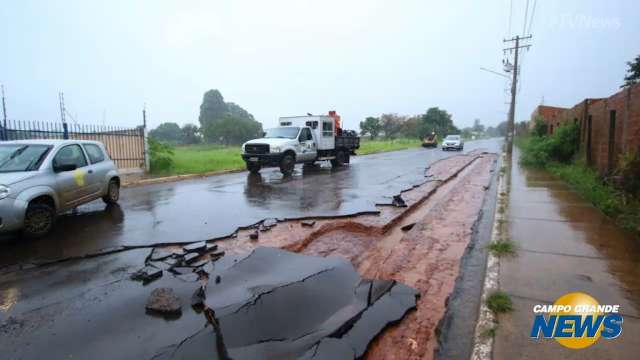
[358,138,422,155]
[481,325,498,339]
[516,135,640,237]
[487,291,513,314]
[547,162,640,234]
[487,239,516,257]
[150,138,422,176]
[154,144,245,176]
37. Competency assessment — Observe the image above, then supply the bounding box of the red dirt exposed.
[215,151,497,359]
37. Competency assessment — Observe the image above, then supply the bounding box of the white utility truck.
[241,111,360,176]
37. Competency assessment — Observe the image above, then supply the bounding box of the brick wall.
[529,84,640,175]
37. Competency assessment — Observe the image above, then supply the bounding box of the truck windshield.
[445,135,460,140]
[264,127,300,139]
[0,144,52,173]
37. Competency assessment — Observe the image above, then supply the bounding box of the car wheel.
[23,203,55,238]
[102,179,120,204]
[280,154,295,176]
[247,162,261,173]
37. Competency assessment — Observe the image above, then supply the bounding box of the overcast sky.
[1,0,638,131]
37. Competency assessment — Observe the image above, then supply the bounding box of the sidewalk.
[493,149,640,359]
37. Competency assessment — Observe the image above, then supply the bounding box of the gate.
[0,120,147,171]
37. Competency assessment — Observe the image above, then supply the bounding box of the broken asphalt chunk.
[150,248,173,261]
[184,241,207,253]
[130,266,163,284]
[145,288,182,315]
[249,230,259,240]
[392,194,407,207]
[183,252,200,265]
[301,220,316,227]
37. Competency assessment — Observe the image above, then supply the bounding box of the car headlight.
[271,147,281,153]
[242,144,246,152]
[0,185,9,200]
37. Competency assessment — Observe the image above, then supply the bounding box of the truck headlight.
[271,147,281,153]
[0,185,9,200]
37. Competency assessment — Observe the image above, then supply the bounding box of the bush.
[615,152,640,197]
[149,138,175,173]
[520,123,579,167]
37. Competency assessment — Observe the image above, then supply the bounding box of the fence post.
[62,122,69,139]
[141,126,150,173]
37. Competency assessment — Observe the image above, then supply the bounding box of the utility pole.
[1,84,7,140]
[58,92,66,124]
[503,35,531,154]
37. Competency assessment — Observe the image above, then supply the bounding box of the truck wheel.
[280,154,295,176]
[246,162,261,174]
[23,202,55,238]
[102,179,120,204]
[331,149,347,167]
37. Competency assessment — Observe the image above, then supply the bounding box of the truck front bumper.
[242,153,284,167]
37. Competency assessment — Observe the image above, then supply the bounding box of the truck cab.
[241,113,359,176]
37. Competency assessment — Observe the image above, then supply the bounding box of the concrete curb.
[122,168,246,188]
[470,151,509,360]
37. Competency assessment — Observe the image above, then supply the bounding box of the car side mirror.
[54,163,77,172]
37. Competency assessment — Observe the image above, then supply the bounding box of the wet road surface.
[0,139,501,266]
[494,148,640,359]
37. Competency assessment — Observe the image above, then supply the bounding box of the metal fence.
[0,120,147,170]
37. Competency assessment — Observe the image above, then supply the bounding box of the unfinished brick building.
[530,84,640,175]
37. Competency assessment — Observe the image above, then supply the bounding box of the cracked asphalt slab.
[0,139,500,266]
[0,246,418,360]
[0,139,502,359]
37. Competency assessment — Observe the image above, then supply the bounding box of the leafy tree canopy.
[417,107,459,139]
[622,54,640,88]
[359,117,383,139]
[198,89,262,144]
[149,122,182,144]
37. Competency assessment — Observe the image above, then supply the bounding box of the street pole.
[1,84,7,140]
[503,35,531,154]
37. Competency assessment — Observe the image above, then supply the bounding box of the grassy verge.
[357,138,422,155]
[151,138,423,176]
[516,135,640,236]
[153,144,244,176]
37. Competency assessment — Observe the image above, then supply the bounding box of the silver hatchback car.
[0,140,120,237]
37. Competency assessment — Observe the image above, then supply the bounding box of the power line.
[507,0,513,35]
[527,0,538,35]
[522,0,530,36]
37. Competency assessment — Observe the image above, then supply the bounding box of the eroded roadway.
[0,139,501,266]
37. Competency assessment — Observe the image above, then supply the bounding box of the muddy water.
[495,149,640,359]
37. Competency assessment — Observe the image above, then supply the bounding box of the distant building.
[528,84,640,175]
[529,105,568,133]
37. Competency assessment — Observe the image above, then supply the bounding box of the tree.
[198,89,263,144]
[180,124,201,144]
[472,119,485,134]
[359,117,382,139]
[149,122,182,144]
[380,113,404,139]
[203,114,262,145]
[400,116,420,138]
[622,54,640,88]
[417,107,459,139]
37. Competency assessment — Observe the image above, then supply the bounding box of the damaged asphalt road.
[0,246,418,360]
[0,139,501,359]
[0,139,500,266]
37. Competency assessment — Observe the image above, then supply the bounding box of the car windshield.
[0,144,52,173]
[446,135,461,140]
[264,127,300,139]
